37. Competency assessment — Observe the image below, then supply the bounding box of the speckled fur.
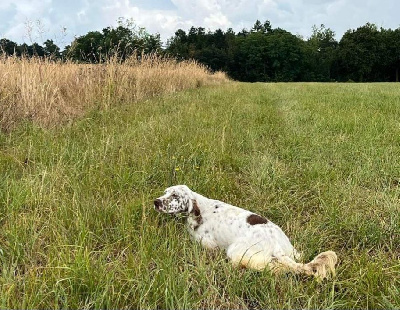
[154,185,337,279]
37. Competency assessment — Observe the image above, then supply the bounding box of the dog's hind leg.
[227,242,272,271]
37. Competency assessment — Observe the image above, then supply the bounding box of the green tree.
[67,19,161,62]
[43,39,61,58]
[16,43,45,57]
[380,28,400,81]
[337,23,382,81]
[303,24,338,81]
[265,29,304,81]
[68,31,103,62]
[0,39,19,56]
[166,29,189,59]
[251,20,272,34]
[31,43,45,57]
[232,31,270,81]
[103,18,162,57]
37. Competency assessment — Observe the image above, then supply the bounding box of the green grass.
[1,82,400,309]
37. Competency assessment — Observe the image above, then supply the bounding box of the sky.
[0,0,399,48]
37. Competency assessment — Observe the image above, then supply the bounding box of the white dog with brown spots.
[154,185,337,279]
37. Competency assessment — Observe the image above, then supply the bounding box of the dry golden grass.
[0,54,228,131]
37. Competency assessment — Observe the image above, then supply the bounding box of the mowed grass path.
[1,82,399,309]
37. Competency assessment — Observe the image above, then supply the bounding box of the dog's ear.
[187,198,197,214]
[191,199,201,217]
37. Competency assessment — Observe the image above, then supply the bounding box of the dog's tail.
[273,251,337,280]
[302,251,337,279]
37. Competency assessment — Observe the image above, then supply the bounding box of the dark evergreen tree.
[0,39,19,56]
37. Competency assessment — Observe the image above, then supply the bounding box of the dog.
[154,185,337,279]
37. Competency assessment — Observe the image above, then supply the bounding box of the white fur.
[154,185,337,279]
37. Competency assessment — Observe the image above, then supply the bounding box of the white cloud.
[204,12,231,29]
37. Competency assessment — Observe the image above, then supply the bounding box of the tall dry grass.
[0,54,228,131]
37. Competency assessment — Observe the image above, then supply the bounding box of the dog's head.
[154,185,195,214]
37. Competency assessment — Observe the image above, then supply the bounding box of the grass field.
[1,82,400,309]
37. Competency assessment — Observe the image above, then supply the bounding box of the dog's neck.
[191,191,216,212]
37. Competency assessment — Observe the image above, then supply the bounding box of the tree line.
[166,21,400,82]
[1,19,399,82]
[0,19,162,63]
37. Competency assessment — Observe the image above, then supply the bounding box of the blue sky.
[0,0,399,47]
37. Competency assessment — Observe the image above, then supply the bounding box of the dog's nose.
[154,199,163,209]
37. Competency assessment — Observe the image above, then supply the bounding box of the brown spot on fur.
[246,214,269,225]
[190,199,203,230]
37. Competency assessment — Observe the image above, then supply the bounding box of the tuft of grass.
[1,82,400,308]
[0,54,227,131]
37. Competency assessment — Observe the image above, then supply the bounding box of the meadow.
[0,66,400,308]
